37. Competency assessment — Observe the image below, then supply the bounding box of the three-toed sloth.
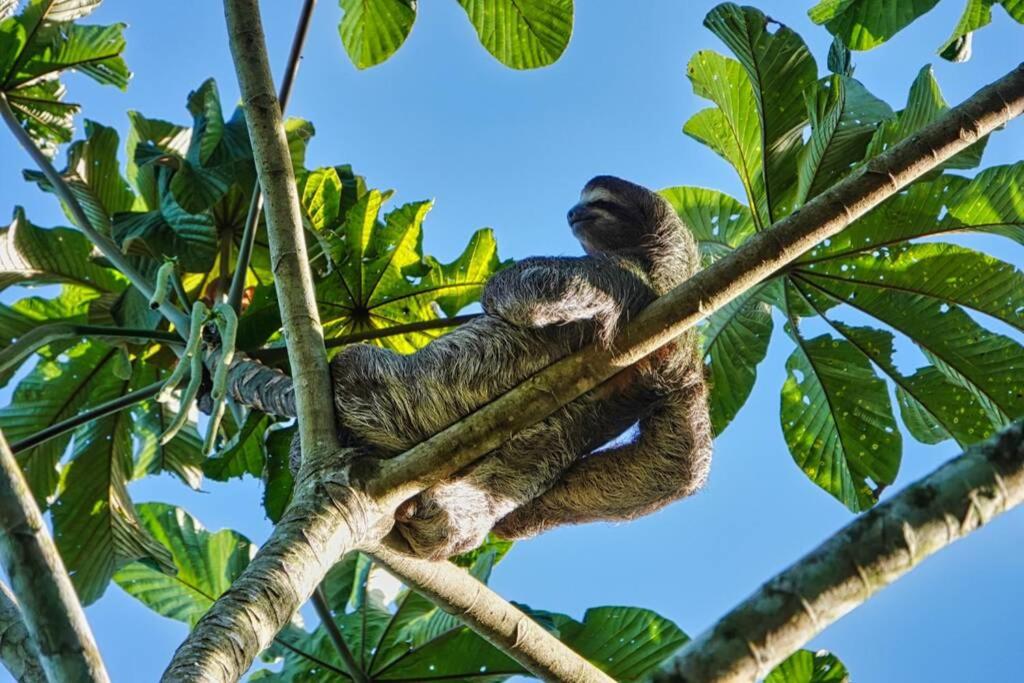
[319,175,713,559]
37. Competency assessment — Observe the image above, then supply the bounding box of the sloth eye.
[586,199,637,225]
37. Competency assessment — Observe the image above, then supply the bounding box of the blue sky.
[2,1,1024,680]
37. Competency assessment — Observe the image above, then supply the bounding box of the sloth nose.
[567,204,587,224]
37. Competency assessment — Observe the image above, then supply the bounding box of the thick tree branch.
[367,544,615,683]
[0,581,45,683]
[220,0,340,463]
[226,0,318,314]
[0,431,109,682]
[164,62,1024,682]
[657,421,1024,683]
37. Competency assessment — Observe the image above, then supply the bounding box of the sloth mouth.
[567,205,600,233]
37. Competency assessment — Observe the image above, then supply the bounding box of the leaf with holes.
[866,65,988,171]
[797,74,892,204]
[780,285,901,512]
[766,649,850,683]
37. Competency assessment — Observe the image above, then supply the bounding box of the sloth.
[316,175,714,559]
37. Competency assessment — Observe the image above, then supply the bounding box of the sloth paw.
[393,481,494,560]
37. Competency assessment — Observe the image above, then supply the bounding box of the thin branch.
[226,0,318,314]
[162,63,1024,682]
[0,581,45,683]
[657,421,1024,682]
[0,431,109,682]
[367,544,615,683]
[248,314,482,364]
[10,381,163,455]
[310,587,367,683]
[0,94,191,334]
[0,324,181,378]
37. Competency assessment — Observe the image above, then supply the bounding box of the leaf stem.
[310,586,368,683]
[0,94,191,334]
[0,325,181,378]
[10,381,163,455]
[226,0,318,314]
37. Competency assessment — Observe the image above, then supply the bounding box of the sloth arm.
[493,376,713,539]
[481,256,655,344]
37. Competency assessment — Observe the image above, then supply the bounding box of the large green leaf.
[114,503,255,627]
[662,187,770,434]
[797,75,892,204]
[456,0,572,70]
[702,286,774,435]
[702,3,817,223]
[939,0,1024,61]
[0,341,121,502]
[338,0,416,70]
[781,283,901,512]
[51,360,174,604]
[809,0,1024,61]
[765,649,850,683]
[660,186,756,265]
[0,207,124,291]
[259,549,686,682]
[865,65,987,171]
[552,607,688,682]
[24,119,135,235]
[0,0,128,152]
[309,185,504,353]
[808,0,941,50]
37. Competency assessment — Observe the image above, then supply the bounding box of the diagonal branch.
[367,543,616,683]
[0,580,45,683]
[0,94,191,334]
[0,431,109,683]
[162,57,1024,683]
[656,420,1024,683]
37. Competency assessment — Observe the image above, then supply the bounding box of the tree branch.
[0,581,45,683]
[10,381,162,455]
[163,62,1024,682]
[657,421,1024,682]
[367,543,616,683]
[226,0,318,314]
[220,0,339,466]
[0,431,109,682]
[0,94,191,334]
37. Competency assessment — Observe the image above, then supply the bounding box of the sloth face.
[567,175,669,256]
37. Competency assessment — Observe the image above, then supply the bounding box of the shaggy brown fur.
[317,176,714,559]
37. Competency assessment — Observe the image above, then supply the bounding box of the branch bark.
[0,581,45,683]
[219,0,340,464]
[163,58,1024,682]
[0,431,109,682]
[368,544,616,683]
[657,421,1024,683]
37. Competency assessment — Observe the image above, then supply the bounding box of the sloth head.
[567,175,682,259]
